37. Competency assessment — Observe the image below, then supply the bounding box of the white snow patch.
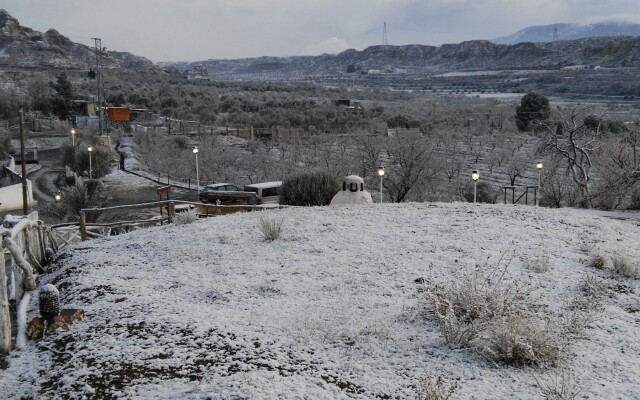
[1,202,639,399]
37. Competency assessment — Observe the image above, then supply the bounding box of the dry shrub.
[523,254,551,273]
[481,314,561,368]
[559,274,608,338]
[430,298,479,348]
[258,212,284,241]
[175,208,198,225]
[559,308,596,338]
[588,254,606,270]
[578,238,595,255]
[418,375,458,400]
[429,249,572,368]
[612,256,640,279]
[429,251,524,348]
[575,273,609,312]
[535,367,583,400]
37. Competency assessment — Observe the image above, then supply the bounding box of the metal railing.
[502,185,539,205]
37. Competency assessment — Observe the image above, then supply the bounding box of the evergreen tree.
[50,73,73,120]
[515,91,550,131]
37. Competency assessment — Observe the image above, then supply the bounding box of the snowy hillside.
[1,203,640,399]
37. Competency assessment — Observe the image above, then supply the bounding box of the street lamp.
[471,169,480,204]
[193,146,199,192]
[536,161,543,206]
[71,128,76,146]
[536,161,543,186]
[54,192,62,203]
[87,146,93,179]
[378,166,385,203]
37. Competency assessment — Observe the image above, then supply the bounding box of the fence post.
[0,240,10,354]
[2,233,36,291]
[188,178,191,190]
[168,174,170,185]
[168,202,175,223]
[80,211,88,241]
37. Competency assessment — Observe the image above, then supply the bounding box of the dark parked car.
[199,183,242,202]
[199,183,257,205]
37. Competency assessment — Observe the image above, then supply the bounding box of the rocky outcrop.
[0,9,156,72]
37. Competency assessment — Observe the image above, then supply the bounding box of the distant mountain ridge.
[0,9,155,71]
[164,36,640,79]
[2,9,640,81]
[493,20,640,44]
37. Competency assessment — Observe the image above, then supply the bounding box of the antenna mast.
[553,25,559,41]
[383,22,388,45]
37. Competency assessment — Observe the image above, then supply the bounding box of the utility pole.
[19,108,29,215]
[91,37,104,136]
[553,25,558,42]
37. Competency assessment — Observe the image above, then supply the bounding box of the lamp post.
[87,146,93,179]
[71,128,76,146]
[193,146,200,192]
[536,161,543,206]
[471,170,480,204]
[378,166,385,203]
[536,161,543,187]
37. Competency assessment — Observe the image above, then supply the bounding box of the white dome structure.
[330,175,373,206]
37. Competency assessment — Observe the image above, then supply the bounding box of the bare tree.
[382,132,441,202]
[538,157,581,208]
[539,108,601,207]
[593,132,640,209]
[438,132,463,181]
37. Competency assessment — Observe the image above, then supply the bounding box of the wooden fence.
[1,214,57,354]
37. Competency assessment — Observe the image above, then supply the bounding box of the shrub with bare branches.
[258,212,284,241]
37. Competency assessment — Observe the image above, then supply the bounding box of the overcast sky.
[4,0,640,62]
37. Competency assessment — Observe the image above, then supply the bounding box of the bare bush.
[523,254,551,273]
[429,249,577,368]
[174,208,198,225]
[429,250,534,349]
[535,367,583,400]
[576,273,609,311]
[418,375,458,400]
[577,237,596,255]
[588,254,607,270]
[480,314,561,367]
[612,256,640,279]
[430,297,480,348]
[258,212,284,241]
[559,307,596,338]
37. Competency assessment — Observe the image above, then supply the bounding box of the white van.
[243,181,282,206]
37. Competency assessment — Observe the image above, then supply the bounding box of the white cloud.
[576,13,640,25]
[302,37,351,55]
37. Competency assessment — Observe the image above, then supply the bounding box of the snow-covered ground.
[1,202,640,399]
